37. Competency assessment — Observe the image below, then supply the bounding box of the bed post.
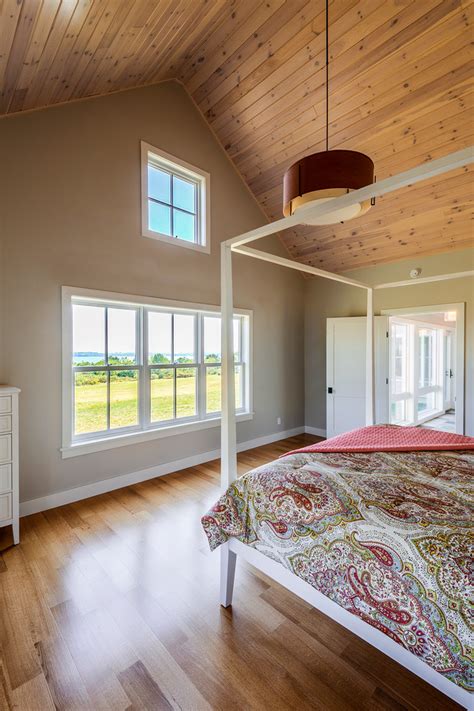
[366,287,375,425]
[221,243,237,490]
[220,242,237,607]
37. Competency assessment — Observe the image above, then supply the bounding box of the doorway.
[325,304,465,437]
[383,304,464,434]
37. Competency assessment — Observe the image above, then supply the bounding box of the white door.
[326,317,389,438]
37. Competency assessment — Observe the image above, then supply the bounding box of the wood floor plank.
[35,636,94,710]
[341,637,462,711]
[0,661,13,711]
[0,435,463,710]
[0,572,43,689]
[107,595,211,710]
[10,673,57,711]
[118,660,174,710]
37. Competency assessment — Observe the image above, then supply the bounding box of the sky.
[148,167,196,241]
[72,304,236,357]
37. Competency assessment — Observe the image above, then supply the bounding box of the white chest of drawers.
[0,386,20,544]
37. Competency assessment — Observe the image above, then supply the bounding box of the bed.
[202,425,474,708]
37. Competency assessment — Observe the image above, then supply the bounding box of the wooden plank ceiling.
[1,0,472,271]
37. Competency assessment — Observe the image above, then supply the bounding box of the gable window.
[62,287,251,457]
[141,142,210,252]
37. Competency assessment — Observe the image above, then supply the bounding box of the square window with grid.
[141,142,210,252]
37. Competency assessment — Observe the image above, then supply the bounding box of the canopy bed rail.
[218,145,474,710]
[221,145,474,486]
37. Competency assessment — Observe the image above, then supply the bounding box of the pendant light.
[283,0,375,225]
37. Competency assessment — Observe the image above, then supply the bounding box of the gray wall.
[304,249,474,435]
[0,81,305,504]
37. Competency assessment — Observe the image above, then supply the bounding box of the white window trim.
[140,141,210,253]
[61,286,253,458]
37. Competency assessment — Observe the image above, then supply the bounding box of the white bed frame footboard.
[219,147,474,711]
[220,539,473,710]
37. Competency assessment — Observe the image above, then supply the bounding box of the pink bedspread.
[284,424,474,456]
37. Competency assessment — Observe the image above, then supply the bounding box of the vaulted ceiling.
[1,0,472,271]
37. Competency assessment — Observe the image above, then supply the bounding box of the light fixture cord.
[325,0,329,151]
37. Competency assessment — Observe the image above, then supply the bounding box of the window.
[418,328,436,389]
[141,142,210,252]
[416,326,442,419]
[62,288,251,457]
[389,318,443,427]
[389,321,412,425]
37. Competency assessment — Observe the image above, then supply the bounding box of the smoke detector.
[410,268,422,279]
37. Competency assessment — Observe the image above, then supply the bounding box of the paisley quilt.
[201,448,474,691]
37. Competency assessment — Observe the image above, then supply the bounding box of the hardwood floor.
[0,435,462,710]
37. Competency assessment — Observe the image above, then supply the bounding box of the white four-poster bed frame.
[218,146,474,710]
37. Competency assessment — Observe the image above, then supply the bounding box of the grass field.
[74,372,239,434]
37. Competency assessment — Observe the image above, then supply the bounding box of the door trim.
[381,303,465,435]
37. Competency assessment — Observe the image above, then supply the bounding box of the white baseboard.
[305,426,326,437]
[19,426,306,517]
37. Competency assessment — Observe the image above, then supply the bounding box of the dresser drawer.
[0,397,12,414]
[0,416,11,434]
[0,435,11,464]
[0,493,12,522]
[0,464,11,493]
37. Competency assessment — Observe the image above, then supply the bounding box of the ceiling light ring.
[283,150,375,225]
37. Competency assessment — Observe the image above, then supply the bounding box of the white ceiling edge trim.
[374,271,474,289]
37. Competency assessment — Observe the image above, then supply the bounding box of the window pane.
[108,308,137,365]
[206,365,221,414]
[148,312,172,364]
[176,367,196,418]
[148,165,170,203]
[173,209,195,242]
[73,304,105,365]
[110,370,138,429]
[151,369,174,422]
[419,329,436,388]
[204,317,221,363]
[235,365,242,409]
[418,393,436,416]
[233,318,241,362]
[74,371,107,434]
[149,201,171,235]
[174,314,195,363]
[390,400,406,425]
[204,317,241,363]
[391,323,409,395]
[173,176,195,212]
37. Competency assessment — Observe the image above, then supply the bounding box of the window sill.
[61,412,254,459]
[142,228,210,253]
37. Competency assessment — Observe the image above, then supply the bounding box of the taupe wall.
[1,79,471,505]
[0,81,305,504]
[304,249,474,435]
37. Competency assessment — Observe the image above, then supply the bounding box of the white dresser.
[0,386,20,544]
